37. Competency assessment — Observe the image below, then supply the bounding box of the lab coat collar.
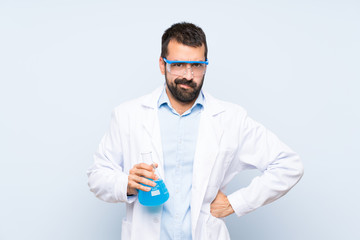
[140,85,225,116]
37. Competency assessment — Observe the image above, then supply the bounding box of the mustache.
[174,78,197,88]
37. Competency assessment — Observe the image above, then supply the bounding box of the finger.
[210,209,221,218]
[139,176,157,187]
[210,202,234,218]
[129,174,157,187]
[211,207,226,217]
[128,180,152,192]
[127,176,153,195]
[130,165,157,180]
[137,169,158,180]
[130,167,157,180]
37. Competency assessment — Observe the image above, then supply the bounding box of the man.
[87,22,304,240]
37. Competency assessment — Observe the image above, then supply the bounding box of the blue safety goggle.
[163,58,209,65]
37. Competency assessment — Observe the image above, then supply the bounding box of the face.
[159,40,206,104]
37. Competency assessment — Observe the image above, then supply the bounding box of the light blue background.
[1,0,359,239]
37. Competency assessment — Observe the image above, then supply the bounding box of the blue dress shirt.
[158,87,204,240]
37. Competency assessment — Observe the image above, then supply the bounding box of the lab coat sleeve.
[227,112,304,217]
[87,109,136,204]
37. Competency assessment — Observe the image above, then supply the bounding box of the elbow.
[298,160,304,178]
[287,155,304,189]
[285,151,304,181]
[296,159,304,183]
[293,153,304,181]
[273,153,304,191]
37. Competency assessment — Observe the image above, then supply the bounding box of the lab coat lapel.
[191,93,225,236]
[141,87,165,180]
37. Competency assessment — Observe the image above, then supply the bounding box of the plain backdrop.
[1,0,359,239]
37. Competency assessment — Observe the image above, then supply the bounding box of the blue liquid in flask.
[138,179,169,206]
[138,151,169,206]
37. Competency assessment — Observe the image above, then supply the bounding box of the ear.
[159,57,165,75]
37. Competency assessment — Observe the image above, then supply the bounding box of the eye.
[192,63,202,68]
[171,63,183,68]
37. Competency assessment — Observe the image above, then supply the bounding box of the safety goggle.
[163,58,209,77]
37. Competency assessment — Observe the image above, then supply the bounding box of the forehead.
[167,40,205,61]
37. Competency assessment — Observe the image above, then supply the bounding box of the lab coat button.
[153,217,159,223]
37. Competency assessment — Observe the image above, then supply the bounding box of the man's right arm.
[87,110,132,203]
[87,109,158,203]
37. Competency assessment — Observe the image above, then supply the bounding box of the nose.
[183,65,193,80]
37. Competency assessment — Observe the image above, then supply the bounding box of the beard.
[165,72,204,103]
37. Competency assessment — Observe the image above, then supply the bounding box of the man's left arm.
[211,112,304,218]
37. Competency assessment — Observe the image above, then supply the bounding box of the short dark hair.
[161,22,208,59]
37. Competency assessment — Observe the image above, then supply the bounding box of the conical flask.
[138,151,169,206]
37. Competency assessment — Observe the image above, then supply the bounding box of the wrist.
[127,185,137,196]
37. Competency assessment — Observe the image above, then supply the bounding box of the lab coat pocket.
[204,215,230,240]
[121,218,132,240]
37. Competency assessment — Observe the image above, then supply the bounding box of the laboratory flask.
[138,152,169,206]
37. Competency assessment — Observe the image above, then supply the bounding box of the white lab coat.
[87,86,304,240]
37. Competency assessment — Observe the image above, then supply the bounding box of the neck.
[165,88,196,115]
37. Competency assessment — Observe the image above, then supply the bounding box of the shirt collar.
[158,86,204,114]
